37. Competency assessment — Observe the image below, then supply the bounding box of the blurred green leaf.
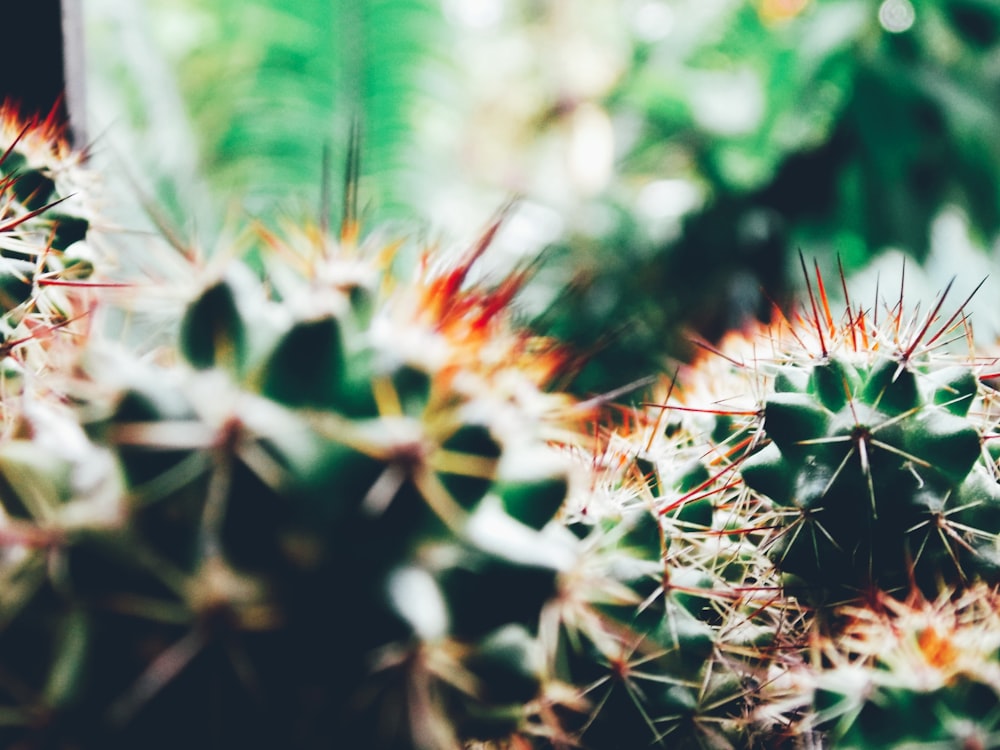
[161,0,448,222]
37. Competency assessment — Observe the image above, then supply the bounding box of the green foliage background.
[84,0,1000,390]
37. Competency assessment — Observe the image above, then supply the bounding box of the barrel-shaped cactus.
[584,260,1000,748]
[0,199,588,748]
[645,264,1000,602]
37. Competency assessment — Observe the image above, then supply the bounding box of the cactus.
[540,419,788,749]
[0,170,598,748]
[573,258,1000,748]
[0,106,99,426]
[789,584,1000,748]
[643,260,1000,601]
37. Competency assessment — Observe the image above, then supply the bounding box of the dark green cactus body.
[831,678,1000,750]
[551,501,768,750]
[742,355,991,596]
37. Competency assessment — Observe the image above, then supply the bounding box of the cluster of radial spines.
[0,108,99,428]
[255,212,579,432]
[0,104,73,162]
[681,254,987,380]
[407,225,577,412]
[564,260,1000,746]
[770,583,1000,746]
[545,382,803,747]
[0,105,93,245]
[636,258,997,499]
[837,584,1000,683]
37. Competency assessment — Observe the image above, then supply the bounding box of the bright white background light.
[441,0,503,30]
[878,0,915,33]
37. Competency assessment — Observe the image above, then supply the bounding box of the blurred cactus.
[0,144,589,746]
[0,106,98,425]
[784,584,1000,748]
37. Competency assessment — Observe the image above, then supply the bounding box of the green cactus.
[572,260,1000,749]
[6,105,1000,750]
[0,186,590,749]
[642,264,1000,602]
[0,107,99,427]
[544,435,785,749]
[791,585,1000,749]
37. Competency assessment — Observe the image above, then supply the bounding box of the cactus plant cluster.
[2,110,1000,750]
[0,171,595,747]
[584,257,1000,748]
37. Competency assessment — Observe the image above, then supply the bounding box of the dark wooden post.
[0,0,86,146]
